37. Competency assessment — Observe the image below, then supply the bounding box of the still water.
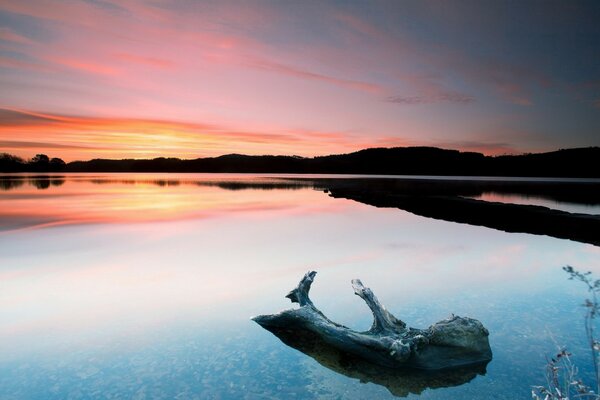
[469,192,600,215]
[1,173,599,399]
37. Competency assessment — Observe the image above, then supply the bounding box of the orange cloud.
[0,108,383,161]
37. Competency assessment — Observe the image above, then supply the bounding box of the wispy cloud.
[0,56,47,71]
[371,135,522,156]
[0,108,58,125]
[115,52,176,69]
[0,27,35,45]
[386,92,474,105]
[333,10,551,107]
[0,140,94,149]
[49,57,120,76]
[431,140,520,155]
[247,59,384,94]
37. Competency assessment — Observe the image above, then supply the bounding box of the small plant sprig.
[532,348,594,399]
[532,266,600,400]
[564,265,600,395]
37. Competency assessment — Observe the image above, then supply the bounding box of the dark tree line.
[1,146,599,177]
[0,153,66,172]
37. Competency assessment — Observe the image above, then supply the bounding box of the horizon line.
[3,144,600,164]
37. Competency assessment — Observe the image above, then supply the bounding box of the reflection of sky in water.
[1,174,600,399]
[470,192,600,215]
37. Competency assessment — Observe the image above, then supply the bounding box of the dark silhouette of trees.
[30,154,49,172]
[0,153,26,172]
[31,154,50,164]
[50,158,66,169]
[0,153,66,172]
[0,147,599,177]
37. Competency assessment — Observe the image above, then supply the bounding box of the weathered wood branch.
[285,270,316,307]
[351,278,406,334]
[253,271,492,370]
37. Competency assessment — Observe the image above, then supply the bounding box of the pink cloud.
[431,140,521,156]
[386,93,474,105]
[115,53,176,69]
[246,59,384,94]
[0,1,115,28]
[49,57,120,76]
[389,73,475,105]
[0,27,35,45]
[0,56,48,71]
[333,12,384,40]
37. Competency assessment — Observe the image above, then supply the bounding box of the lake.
[1,173,600,399]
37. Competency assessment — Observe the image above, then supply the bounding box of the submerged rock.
[253,271,492,370]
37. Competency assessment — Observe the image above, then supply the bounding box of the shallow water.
[1,173,599,399]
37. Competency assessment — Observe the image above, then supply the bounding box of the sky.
[0,0,599,161]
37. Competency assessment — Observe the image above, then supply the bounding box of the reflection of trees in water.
[88,179,181,187]
[31,179,50,189]
[29,177,65,190]
[154,180,180,187]
[265,327,488,398]
[0,178,25,191]
[197,181,313,191]
[0,177,66,190]
[85,178,314,191]
[0,176,315,191]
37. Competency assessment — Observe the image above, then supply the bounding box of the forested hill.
[1,146,599,177]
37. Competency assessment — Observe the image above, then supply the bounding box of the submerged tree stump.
[253,271,492,370]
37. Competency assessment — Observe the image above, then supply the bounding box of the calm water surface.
[470,192,600,215]
[1,173,599,399]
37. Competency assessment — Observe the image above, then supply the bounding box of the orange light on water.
[0,176,339,232]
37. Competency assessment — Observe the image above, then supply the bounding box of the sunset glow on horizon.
[1,1,599,161]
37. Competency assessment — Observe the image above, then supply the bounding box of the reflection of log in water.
[264,327,489,397]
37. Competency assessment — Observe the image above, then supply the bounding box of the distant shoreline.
[3,172,600,184]
[2,146,600,177]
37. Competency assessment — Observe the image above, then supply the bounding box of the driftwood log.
[261,325,489,397]
[253,271,492,370]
